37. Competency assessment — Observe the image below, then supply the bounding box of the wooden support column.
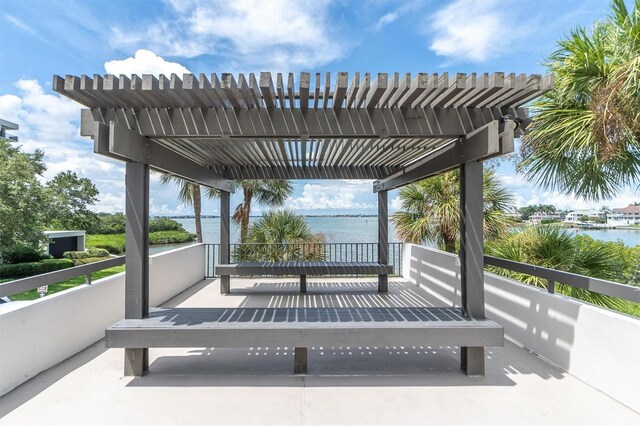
[124,161,150,377]
[220,190,231,294]
[459,160,486,376]
[294,347,308,374]
[378,190,389,293]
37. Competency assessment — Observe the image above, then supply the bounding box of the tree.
[233,180,293,243]
[519,0,640,201]
[158,176,219,243]
[241,210,325,261]
[486,226,628,310]
[0,139,49,249]
[391,168,515,252]
[46,171,99,231]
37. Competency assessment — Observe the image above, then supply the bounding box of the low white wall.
[0,243,205,397]
[403,243,640,414]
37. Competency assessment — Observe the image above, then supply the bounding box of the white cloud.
[373,12,398,31]
[109,0,346,70]
[0,79,126,212]
[286,183,375,211]
[391,195,403,211]
[428,0,530,62]
[5,14,39,37]
[104,49,191,76]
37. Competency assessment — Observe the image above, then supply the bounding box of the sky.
[1,0,638,216]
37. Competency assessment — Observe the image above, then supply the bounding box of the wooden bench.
[106,306,504,375]
[215,261,394,293]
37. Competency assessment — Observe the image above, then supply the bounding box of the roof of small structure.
[54,71,553,188]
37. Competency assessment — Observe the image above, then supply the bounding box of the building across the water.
[565,210,606,223]
[607,204,640,226]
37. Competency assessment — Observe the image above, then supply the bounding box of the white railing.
[0,244,205,397]
[402,243,640,414]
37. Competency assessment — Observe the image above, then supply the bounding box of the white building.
[607,204,640,226]
[564,210,606,222]
[529,212,564,224]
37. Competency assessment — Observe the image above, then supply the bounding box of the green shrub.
[86,234,125,254]
[0,258,74,279]
[148,230,196,244]
[149,217,185,233]
[63,247,110,259]
[95,213,126,234]
[1,244,49,264]
[91,243,125,255]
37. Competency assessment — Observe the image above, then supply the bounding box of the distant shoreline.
[167,215,378,219]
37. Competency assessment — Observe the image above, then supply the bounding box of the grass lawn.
[4,264,125,301]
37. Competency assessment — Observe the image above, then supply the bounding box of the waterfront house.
[608,204,640,226]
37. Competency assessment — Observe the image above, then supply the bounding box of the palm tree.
[242,210,324,261]
[159,175,219,243]
[391,168,515,253]
[233,180,293,242]
[518,0,640,201]
[486,226,625,310]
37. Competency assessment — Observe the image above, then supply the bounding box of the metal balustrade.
[205,243,404,277]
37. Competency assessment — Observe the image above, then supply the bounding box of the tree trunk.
[443,235,456,253]
[193,185,203,243]
[240,188,252,243]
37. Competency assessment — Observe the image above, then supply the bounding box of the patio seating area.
[1,276,638,425]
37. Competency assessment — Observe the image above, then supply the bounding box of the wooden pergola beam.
[80,106,529,140]
[102,121,234,192]
[372,119,515,192]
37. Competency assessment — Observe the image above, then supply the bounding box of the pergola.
[55,71,552,377]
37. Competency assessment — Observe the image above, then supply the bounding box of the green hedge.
[86,231,195,254]
[148,230,196,245]
[63,247,110,259]
[1,244,50,264]
[0,258,74,279]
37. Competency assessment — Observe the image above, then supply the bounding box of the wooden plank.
[215,261,394,275]
[332,72,348,109]
[365,73,388,108]
[105,307,505,349]
[259,72,276,108]
[299,72,310,109]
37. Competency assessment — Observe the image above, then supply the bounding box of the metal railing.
[485,255,640,303]
[0,256,125,298]
[205,242,404,277]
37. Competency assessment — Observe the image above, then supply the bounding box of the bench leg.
[294,347,307,374]
[378,274,388,293]
[124,348,148,377]
[461,346,484,376]
[220,275,230,294]
[300,275,307,293]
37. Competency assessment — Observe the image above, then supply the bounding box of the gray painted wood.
[378,191,389,293]
[105,307,504,349]
[215,262,394,276]
[373,120,508,192]
[459,158,486,376]
[124,161,150,376]
[294,347,307,374]
[220,190,230,295]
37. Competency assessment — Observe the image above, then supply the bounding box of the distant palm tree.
[159,175,219,243]
[242,210,324,261]
[233,180,293,243]
[391,168,515,253]
[518,0,640,201]
[486,226,625,310]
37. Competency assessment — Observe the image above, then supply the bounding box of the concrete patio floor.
[1,277,638,425]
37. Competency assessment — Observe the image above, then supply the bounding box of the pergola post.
[124,161,150,376]
[459,159,486,376]
[220,190,231,294]
[378,190,389,293]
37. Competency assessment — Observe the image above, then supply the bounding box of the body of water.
[148,217,640,255]
[174,216,400,244]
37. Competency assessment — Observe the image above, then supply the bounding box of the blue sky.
[1,0,637,216]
